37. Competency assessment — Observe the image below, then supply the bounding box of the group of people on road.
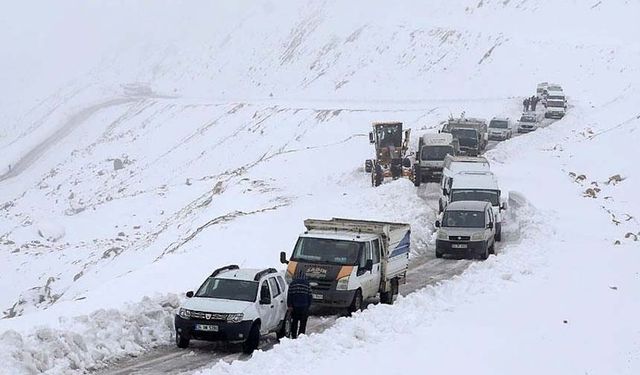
[523,95,541,112]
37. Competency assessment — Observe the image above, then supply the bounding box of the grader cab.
[364,122,412,187]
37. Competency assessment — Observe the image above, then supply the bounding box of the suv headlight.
[178,308,192,319]
[227,313,244,323]
[437,230,448,240]
[471,232,484,241]
[336,276,349,290]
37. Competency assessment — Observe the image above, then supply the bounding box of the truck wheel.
[495,228,502,242]
[435,251,443,258]
[175,331,190,349]
[392,278,399,296]
[276,312,291,339]
[348,290,363,315]
[413,165,421,187]
[402,157,411,168]
[380,291,392,305]
[364,159,373,173]
[373,164,384,187]
[242,322,260,354]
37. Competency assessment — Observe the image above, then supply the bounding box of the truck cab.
[414,132,457,186]
[281,218,410,313]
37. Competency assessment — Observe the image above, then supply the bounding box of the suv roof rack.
[211,264,240,278]
[254,268,277,281]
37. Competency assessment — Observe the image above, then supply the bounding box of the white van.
[439,171,506,241]
[441,155,491,201]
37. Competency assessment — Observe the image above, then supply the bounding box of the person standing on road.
[287,270,313,339]
[531,96,538,111]
[523,97,530,112]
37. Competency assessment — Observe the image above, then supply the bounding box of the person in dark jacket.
[523,97,530,112]
[530,95,538,111]
[287,271,313,338]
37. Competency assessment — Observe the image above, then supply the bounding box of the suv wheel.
[242,322,260,354]
[276,312,291,339]
[175,331,190,349]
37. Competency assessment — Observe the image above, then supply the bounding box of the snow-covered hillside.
[1,0,639,374]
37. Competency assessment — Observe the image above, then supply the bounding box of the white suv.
[175,265,290,353]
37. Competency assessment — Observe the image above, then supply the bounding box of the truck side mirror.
[186,291,194,298]
[435,220,441,228]
[369,132,375,144]
[500,202,507,211]
[280,251,289,264]
[365,259,373,271]
[487,222,494,229]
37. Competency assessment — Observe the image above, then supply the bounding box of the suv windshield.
[195,278,258,302]
[519,116,536,123]
[451,189,499,206]
[442,210,485,228]
[547,101,564,108]
[292,237,362,265]
[421,145,454,161]
[489,120,508,129]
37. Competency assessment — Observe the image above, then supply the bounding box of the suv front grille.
[190,311,229,321]
[449,236,470,241]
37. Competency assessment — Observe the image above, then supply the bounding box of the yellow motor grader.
[364,122,413,187]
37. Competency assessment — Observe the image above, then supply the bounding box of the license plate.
[452,244,467,249]
[195,324,218,332]
[312,293,323,300]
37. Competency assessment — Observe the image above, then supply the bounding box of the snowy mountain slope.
[0,0,639,374]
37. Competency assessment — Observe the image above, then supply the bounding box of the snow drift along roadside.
[0,295,179,375]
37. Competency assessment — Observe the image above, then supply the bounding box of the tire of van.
[478,243,489,260]
[242,322,261,354]
[348,289,363,315]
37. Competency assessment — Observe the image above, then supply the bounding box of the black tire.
[413,165,421,187]
[364,159,373,173]
[402,157,411,168]
[348,289,363,315]
[242,323,260,354]
[276,312,291,339]
[175,331,190,349]
[435,250,443,258]
[489,242,496,255]
[380,291,392,305]
[495,227,502,242]
[373,164,383,187]
[392,278,399,296]
[478,243,489,260]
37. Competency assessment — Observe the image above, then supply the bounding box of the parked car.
[488,117,514,141]
[517,113,540,133]
[175,265,290,354]
[435,200,496,260]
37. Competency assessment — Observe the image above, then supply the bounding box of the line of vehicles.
[172,83,565,355]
